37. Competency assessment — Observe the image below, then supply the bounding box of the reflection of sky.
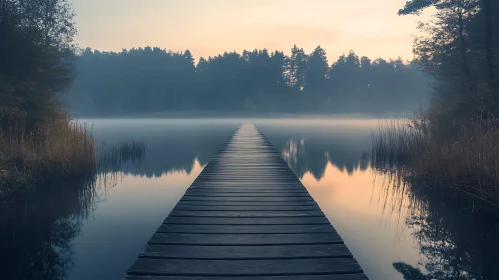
[301,162,421,280]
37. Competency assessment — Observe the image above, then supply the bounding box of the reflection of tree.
[372,167,499,280]
[0,177,101,280]
[276,137,368,180]
[392,262,426,280]
[93,124,235,178]
[97,141,146,174]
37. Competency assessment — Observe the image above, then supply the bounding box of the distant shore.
[70,110,409,120]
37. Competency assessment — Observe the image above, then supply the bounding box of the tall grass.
[370,116,499,208]
[0,120,96,196]
[97,141,145,174]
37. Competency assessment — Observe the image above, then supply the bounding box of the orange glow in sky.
[70,0,433,61]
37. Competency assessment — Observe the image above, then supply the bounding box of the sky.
[70,0,434,62]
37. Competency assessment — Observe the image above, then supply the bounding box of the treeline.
[66,46,431,115]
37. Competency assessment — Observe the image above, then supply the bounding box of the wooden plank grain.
[183,192,310,197]
[163,217,331,225]
[148,233,343,245]
[168,211,325,217]
[185,189,308,193]
[127,258,363,276]
[172,205,320,211]
[139,243,351,259]
[179,197,314,202]
[124,275,369,280]
[156,224,335,234]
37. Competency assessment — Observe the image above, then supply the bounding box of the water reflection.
[0,178,100,280]
[2,118,498,280]
[260,120,499,280]
[97,141,146,175]
[262,125,372,180]
[90,119,239,178]
[382,176,499,280]
[0,138,149,279]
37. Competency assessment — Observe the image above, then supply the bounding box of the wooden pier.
[124,123,367,280]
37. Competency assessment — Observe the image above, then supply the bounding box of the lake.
[1,118,498,280]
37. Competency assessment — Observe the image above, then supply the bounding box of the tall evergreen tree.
[287,45,308,91]
[305,46,329,92]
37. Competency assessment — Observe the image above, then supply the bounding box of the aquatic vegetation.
[369,116,499,210]
[0,121,96,196]
[373,165,499,280]
[96,141,146,174]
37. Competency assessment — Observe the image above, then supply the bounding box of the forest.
[65,46,431,116]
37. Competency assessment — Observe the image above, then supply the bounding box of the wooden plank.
[124,275,369,280]
[196,173,298,175]
[127,258,363,276]
[185,189,308,193]
[194,179,301,182]
[156,224,335,234]
[175,201,319,206]
[191,182,302,185]
[188,187,306,191]
[183,193,309,197]
[168,211,325,217]
[196,176,299,179]
[148,233,343,245]
[202,171,296,173]
[179,197,313,202]
[163,217,331,225]
[172,205,320,211]
[139,243,350,259]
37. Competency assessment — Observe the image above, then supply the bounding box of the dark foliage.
[65,46,431,116]
[400,0,499,121]
[0,0,76,131]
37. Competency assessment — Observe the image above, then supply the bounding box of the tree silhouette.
[64,46,431,115]
[0,0,76,130]
[399,0,499,120]
[305,46,329,93]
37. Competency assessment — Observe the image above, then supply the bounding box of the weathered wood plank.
[156,224,335,234]
[124,275,369,280]
[183,192,309,197]
[163,217,331,225]
[139,243,351,259]
[172,205,320,211]
[185,189,308,193]
[148,233,343,245]
[175,201,319,206]
[168,211,325,217]
[127,258,363,276]
[188,187,306,191]
[179,197,313,202]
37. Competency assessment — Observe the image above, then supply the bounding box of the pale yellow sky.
[70,0,433,61]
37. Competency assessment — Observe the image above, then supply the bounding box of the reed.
[0,120,96,196]
[370,116,499,208]
[97,141,146,174]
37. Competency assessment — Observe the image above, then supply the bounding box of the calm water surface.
[1,118,498,280]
